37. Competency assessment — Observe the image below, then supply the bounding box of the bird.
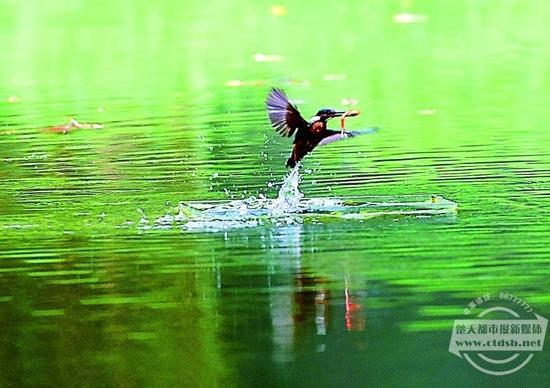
[266,88,377,168]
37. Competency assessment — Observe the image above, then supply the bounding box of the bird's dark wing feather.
[318,128,379,147]
[266,88,309,137]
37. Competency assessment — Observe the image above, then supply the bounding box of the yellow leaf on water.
[270,5,288,17]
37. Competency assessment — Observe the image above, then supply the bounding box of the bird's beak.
[331,111,347,117]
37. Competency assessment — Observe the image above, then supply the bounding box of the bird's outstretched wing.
[266,88,309,137]
[318,128,379,147]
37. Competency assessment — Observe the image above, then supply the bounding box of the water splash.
[268,165,303,213]
[152,169,306,231]
[149,167,457,232]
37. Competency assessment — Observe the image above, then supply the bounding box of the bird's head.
[313,108,346,122]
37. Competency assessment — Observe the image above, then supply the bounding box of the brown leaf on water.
[43,118,103,134]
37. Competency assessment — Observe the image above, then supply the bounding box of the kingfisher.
[266,88,377,168]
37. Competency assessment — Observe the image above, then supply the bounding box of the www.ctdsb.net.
[455,339,542,348]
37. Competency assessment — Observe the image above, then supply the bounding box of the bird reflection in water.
[293,270,331,337]
[344,275,366,331]
[268,224,366,362]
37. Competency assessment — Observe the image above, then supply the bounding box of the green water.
[1,1,549,386]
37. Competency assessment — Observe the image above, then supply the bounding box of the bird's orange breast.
[311,121,325,133]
